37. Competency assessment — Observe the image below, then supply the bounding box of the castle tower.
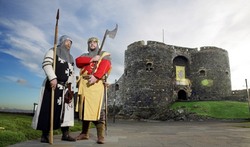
[190,46,231,100]
[122,41,174,116]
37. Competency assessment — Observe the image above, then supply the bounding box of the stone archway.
[178,90,187,100]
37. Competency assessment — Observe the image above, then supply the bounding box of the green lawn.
[170,101,250,119]
[0,113,82,147]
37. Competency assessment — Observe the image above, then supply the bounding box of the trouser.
[81,109,106,136]
[42,126,69,137]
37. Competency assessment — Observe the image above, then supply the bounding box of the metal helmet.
[87,37,99,44]
[59,35,72,45]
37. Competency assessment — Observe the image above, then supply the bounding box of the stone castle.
[107,40,244,119]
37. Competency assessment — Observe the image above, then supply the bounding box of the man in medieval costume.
[75,37,111,144]
[32,35,76,143]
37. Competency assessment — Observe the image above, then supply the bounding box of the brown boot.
[61,131,76,142]
[97,136,104,144]
[76,133,89,140]
[96,123,105,144]
[61,127,76,142]
[76,120,90,140]
[61,134,76,142]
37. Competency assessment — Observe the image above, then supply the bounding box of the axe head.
[106,24,118,39]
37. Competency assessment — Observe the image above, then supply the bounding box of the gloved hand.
[88,75,98,84]
[64,83,74,104]
[64,90,74,104]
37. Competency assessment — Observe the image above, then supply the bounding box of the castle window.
[146,62,153,71]
[199,69,206,76]
[115,84,119,91]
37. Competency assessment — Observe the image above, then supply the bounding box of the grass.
[1,101,250,146]
[0,113,83,147]
[170,101,250,119]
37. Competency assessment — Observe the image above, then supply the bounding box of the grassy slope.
[170,101,250,119]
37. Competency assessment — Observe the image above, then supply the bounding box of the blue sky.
[1,0,250,110]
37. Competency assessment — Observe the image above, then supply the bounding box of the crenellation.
[127,40,145,50]
[199,46,227,53]
[147,41,168,49]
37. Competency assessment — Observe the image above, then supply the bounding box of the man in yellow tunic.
[75,37,111,144]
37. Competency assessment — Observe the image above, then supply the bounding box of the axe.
[91,24,118,135]
[91,24,118,74]
[90,24,118,75]
[97,24,118,55]
[102,24,118,135]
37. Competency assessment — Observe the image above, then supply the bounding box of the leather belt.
[82,75,90,80]
[57,81,68,87]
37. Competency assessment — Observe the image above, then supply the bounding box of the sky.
[1,0,250,110]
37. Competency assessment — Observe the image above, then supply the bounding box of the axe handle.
[98,30,108,55]
[91,30,108,75]
[104,74,108,135]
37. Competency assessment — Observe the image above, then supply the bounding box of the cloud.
[3,76,26,85]
[1,0,250,90]
[16,79,27,85]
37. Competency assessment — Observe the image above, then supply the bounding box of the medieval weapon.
[102,24,118,136]
[104,74,109,135]
[113,79,118,123]
[91,24,118,74]
[98,24,118,55]
[90,24,118,135]
[50,9,59,144]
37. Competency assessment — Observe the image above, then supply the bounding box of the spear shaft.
[50,9,59,144]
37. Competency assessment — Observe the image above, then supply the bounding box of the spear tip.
[56,9,59,20]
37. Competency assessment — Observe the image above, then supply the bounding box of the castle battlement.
[199,46,228,53]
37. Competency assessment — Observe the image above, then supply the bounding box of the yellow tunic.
[76,52,110,121]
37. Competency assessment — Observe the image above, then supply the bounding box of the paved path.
[9,120,250,147]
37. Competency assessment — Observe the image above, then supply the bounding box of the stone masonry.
[107,40,235,119]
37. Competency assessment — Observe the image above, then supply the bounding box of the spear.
[49,9,59,144]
